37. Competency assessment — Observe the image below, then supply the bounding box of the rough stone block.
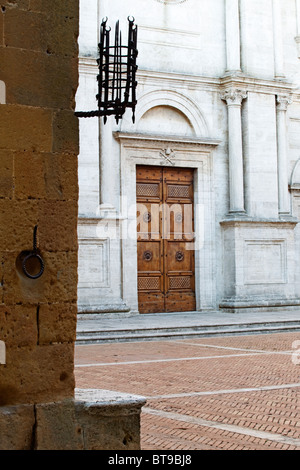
[35,399,83,450]
[14,151,46,200]
[0,149,13,198]
[0,252,3,303]
[0,404,35,450]
[43,153,78,201]
[0,304,37,348]
[3,249,77,306]
[38,200,78,252]
[0,343,75,406]
[0,104,52,152]
[0,199,39,252]
[52,110,79,154]
[14,151,78,201]
[45,14,79,57]
[38,303,77,345]
[29,0,79,19]
[0,11,3,47]
[75,389,146,450]
[1,0,30,10]
[0,48,78,109]
[4,9,47,51]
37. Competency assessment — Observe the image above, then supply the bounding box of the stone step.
[76,320,300,344]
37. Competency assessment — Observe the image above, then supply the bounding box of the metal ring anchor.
[22,252,45,279]
[21,225,45,279]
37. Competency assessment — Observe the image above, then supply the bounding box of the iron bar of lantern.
[75,16,138,123]
[104,22,110,123]
[97,17,105,115]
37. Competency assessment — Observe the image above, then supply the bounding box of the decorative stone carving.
[221,88,247,106]
[276,94,293,112]
[159,147,176,166]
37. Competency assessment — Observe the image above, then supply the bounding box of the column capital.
[221,88,248,106]
[276,94,293,111]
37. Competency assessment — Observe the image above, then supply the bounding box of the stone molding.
[276,94,293,111]
[114,131,221,148]
[77,58,297,97]
[220,217,298,228]
[120,88,210,137]
[221,88,248,106]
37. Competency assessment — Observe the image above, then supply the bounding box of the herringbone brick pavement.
[75,332,300,450]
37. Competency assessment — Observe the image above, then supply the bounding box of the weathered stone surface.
[0,104,53,152]
[0,149,13,198]
[0,343,75,406]
[1,0,30,9]
[38,303,77,345]
[4,9,47,51]
[75,389,146,450]
[35,399,83,450]
[0,48,78,108]
[38,200,78,252]
[14,151,78,201]
[52,110,79,154]
[0,404,35,450]
[0,304,37,348]
[3,250,77,306]
[0,200,39,252]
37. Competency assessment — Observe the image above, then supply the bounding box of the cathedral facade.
[76,0,300,316]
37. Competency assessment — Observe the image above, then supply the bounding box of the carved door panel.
[163,167,196,312]
[137,165,196,314]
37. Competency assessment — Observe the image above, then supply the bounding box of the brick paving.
[74,332,300,450]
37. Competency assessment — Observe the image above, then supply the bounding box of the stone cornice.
[78,58,300,99]
[219,73,296,97]
[220,217,298,227]
[113,131,221,148]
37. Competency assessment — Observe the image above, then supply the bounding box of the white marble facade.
[76,0,300,314]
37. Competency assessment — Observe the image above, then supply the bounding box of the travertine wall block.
[0,0,79,413]
[0,104,53,152]
[0,343,75,406]
[0,404,35,450]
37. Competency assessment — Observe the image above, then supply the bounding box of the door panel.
[137,165,196,313]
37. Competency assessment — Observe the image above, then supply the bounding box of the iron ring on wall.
[22,252,45,279]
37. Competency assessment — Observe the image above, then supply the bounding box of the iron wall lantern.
[75,16,138,124]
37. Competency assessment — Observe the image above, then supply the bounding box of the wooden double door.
[137,165,196,313]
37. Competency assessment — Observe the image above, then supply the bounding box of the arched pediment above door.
[120,89,210,138]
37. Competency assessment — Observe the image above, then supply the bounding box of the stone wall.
[0,0,79,445]
[0,1,145,450]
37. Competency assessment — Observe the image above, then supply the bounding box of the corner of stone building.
[0,0,145,450]
[0,0,80,449]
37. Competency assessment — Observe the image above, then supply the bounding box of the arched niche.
[137,105,195,137]
[121,89,210,137]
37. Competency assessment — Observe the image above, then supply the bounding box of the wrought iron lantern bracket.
[75,16,138,124]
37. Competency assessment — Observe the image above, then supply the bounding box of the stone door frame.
[115,132,220,314]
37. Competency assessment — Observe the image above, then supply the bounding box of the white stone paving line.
[142,407,300,448]
[75,350,293,368]
[170,339,294,354]
[145,382,300,399]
